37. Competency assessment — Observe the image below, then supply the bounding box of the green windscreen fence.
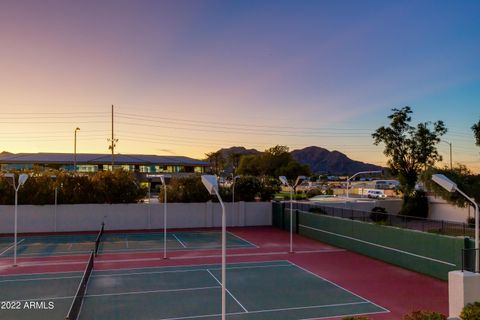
[273,203,468,280]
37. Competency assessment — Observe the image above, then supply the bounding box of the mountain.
[216,146,260,159]
[291,146,382,175]
[209,146,382,175]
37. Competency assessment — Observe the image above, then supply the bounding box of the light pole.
[441,140,453,170]
[50,175,58,232]
[346,170,383,199]
[231,175,240,224]
[279,175,306,253]
[74,127,80,172]
[432,174,479,272]
[201,175,226,320]
[3,173,29,266]
[159,175,167,259]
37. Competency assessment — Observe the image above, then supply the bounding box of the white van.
[367,190,386,199]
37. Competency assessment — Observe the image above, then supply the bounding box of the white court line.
[288,260,390,313]
[206,269,248,313]
[0,239,25,256]
[0,259,292,279]
[299,309,390,320]
[159,301,372,320]
[299,224,457,267]
[226,231,259,248]
[0,263,293,283]
[10,286,221,303]
[172,234,187,248]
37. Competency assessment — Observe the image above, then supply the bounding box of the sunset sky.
[0,0,479,171]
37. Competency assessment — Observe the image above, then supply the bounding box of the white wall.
[0,201,272,233]
[428,196,472,223]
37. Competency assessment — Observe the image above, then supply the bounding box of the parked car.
[367,190,387,199]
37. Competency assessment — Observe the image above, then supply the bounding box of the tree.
[205,151,225,175]
[372,107,447,197]
[236,145,311,179]
[472,120,480,147]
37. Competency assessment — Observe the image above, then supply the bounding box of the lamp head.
[294,176,307,187]
[201,175,218,195]
[75,127,80,131]
[159,175,165,185]
[432,174,457,193]
[18,174,28,186]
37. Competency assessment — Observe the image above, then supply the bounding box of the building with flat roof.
[0,152,209,186]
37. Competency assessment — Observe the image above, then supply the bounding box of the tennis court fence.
[289,202,474,237]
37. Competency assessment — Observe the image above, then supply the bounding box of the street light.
[159,175,168,259]
[432,174,479,271]
[279,175,307,253]
[441,140,453,170]
[231,175,240,222]
[3,173,29,266]
[346,170,383,199]
[50,175,58,232]
[201,175,226,320]
[74,127,80,173]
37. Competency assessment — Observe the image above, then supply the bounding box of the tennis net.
[94,222,104,256]
[65,250,94,320]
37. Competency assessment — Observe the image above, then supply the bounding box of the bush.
[306,188,323,198]
[400,190,429,218]
[460,301,480,320]
[370,206,388,223]
[402,310,446,320]
[467,217,475,228]
[342,316,370,320]
[160,176,211,203]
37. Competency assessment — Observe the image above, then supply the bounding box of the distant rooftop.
[0,152,208,166]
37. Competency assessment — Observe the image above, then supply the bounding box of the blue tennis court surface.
[0,231,255,258]
[0,260,388,320]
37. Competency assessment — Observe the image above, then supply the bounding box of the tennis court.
[0,260,387,320]
[0,230,255,258]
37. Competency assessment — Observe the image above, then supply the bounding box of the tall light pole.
[441,140,453,170]
[4,173,29,266]
[346,170,383,199]
[159,175,168,259]
[231,175,240,223]
[432,174,479,272]
[74,127,80,172]
[201,175,226,320]
[279,175,306,253]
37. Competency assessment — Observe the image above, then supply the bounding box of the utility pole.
[108,104,118,170]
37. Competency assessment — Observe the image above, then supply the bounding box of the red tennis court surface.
[0,226,448,319]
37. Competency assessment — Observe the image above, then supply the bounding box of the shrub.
[306,188,323,198]
[400,190,429,218]
[370,206,388,223]
[160,176,211,203]
[460,301,480,320]
[467,217,475,228]
[342,316,370,320]
[402,310,446,320]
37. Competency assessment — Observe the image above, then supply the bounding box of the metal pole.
[54,187,58,232]
[147,186,151,229]
[163,184,167,259]
[346,177,350,199]
[213,187,226,320]
[74,129,77,172]
[14,188,18,266]
[111,104,114,168]
[456,188,479,272]
[449,142,453,170]
[290,188,293,253]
